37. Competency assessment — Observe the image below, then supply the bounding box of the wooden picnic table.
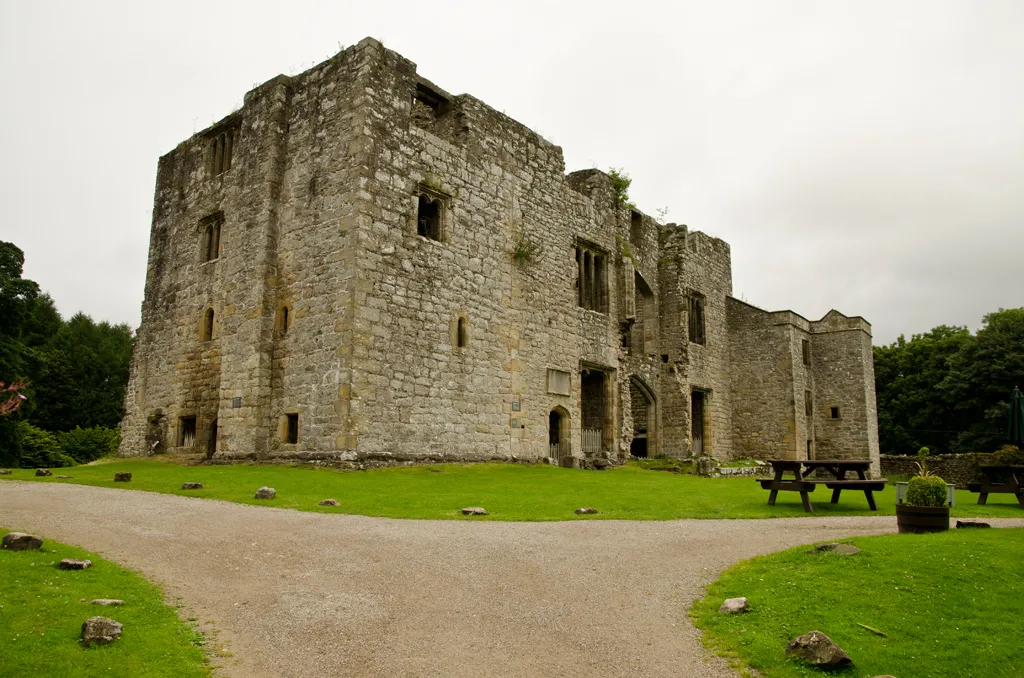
[968,465,1024,507]
[758,459,887,513]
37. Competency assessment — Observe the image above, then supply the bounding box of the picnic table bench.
[967,465,1024,507]
[758,459,887,513]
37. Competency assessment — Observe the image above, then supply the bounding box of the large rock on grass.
[91,599,125,606]
[181,482,204,490]
[59,559,92,570]
[786,630,852,666]
[114,472,132,482]
[82,616,122,647]
[575,507,598,515]
[719,597,749,614]
[462,507,487,516]
[2,532,43,551]
[35,468,52,477]
[255,487,276,499]
[319,499,340,506]
[0,469,11,475]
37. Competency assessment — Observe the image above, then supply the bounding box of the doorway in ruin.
[206,418,218,460]
[630,377,656,458]
[581,368,609,456]
[691,390,706,455]
[548,407,571,463]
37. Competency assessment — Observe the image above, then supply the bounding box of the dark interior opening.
[417,194,441,240]
[207,419,218,459]
[691,391,705,455]
[286,413,299,444]
[179,416,197,447]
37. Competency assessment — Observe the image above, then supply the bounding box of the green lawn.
[3,457,1022,520]
[691,528,1024,678]
[0,529,209,678]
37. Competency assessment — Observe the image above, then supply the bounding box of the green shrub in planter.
[905,474,948,507]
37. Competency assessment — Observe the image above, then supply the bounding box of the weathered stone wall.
[810,312,880,475]
[121,37,879,469]
[880,453,991,489]
[727,300,799,460]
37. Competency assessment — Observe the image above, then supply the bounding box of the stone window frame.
[688,291,706,345]
[413,183,451,243]
[805,390,813,417]
[200,212,223,264]
[575,239,609,314]
[280,412,300,446]
[829,406,841,420]
[276,304,291,337]
[200,307,215,342]
[802,339,811,366]
[206,118,241,178]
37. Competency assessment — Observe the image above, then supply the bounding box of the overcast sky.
[1,0,1021,344]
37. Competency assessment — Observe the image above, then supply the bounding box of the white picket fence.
[582,428,602,456]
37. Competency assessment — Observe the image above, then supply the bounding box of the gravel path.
[4,482,1023,677]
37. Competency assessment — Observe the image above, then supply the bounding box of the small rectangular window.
[805,391,813,417]
[806,440,813,458]
[830,406,840,420]
[285,413,299,444]
[688,293,706,345]
[179,416,197,447]
[802,339,811,366]
[547,369,571,396]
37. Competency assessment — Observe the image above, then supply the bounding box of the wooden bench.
[809,478,887,510]
[758,479,817,512]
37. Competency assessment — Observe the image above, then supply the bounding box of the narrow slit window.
[201,214,222,262]
[179,416,197,447]
[805,391,813,416]
[457,317,468,348]
[202,308,215,341]
[830,406,840,420]
[285,413,299,444]
[802,339,811,366]
[277,306,290,335]
[688,293,706,345]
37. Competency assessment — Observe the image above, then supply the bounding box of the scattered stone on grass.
[35,468,52,477]
[59,558,93,570]
[786,631,852,666]
[575,508,598,515]
[56,475,74,479]
[2,532,43,551]
[319,499,340,506]
[0,469,11,475]
[719,597,749,614]
[82,616,123,647]
[956,520,991,529]
[181,482,204,490]
[91,599,125,606]
[114,472,132,482]
[812,543,861,555]
[462,507,487,516]
[254,487,276,500]
[591,458,611,470]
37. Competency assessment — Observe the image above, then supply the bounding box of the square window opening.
[179,416,197,447]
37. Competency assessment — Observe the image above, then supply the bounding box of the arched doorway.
[549,407,571,463]
[630,377,656,458]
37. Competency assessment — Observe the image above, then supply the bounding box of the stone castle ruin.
[119,38,880,471]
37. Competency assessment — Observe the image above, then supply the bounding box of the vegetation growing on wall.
[607,167,635,209]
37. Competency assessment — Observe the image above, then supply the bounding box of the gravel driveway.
[4,482,1022,677]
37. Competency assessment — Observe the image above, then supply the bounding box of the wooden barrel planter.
[895,504,950,534]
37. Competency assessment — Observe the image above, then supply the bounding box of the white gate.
[582,428,602,456]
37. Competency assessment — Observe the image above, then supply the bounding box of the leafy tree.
[17,421,73,468]
[59,426,121,463]
[0,242,39,466]
[31,313,133,432]
[940,308,1024,452]
[873,326,971,453]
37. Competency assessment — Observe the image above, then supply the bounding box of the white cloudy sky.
[1,0,1021,344]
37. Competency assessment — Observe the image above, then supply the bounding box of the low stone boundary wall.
[880,453,995,489]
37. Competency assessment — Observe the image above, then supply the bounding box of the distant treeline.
[0,241,132,467]
[874,308,1024,455]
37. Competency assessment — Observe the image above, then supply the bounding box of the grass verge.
[3,457,1022,520]
[691,527,1024,678]
[0,529,209,677]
